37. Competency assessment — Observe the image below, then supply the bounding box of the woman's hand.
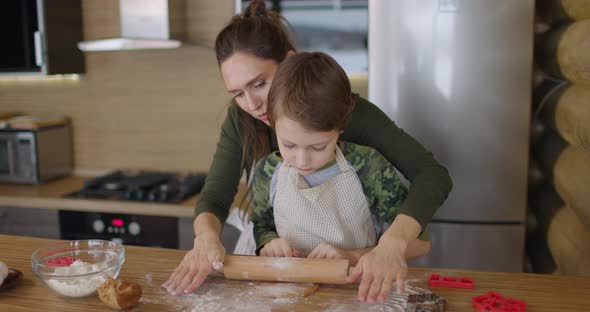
[162,231,225,295]
[260,238,300,257]
[346,238,408,303]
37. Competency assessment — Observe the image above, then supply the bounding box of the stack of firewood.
[528,0,590,277]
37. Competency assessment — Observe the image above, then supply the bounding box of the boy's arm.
[252,157,280,254]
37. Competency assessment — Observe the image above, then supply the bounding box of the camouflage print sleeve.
[342,142,409,229]
[252,153,281,253]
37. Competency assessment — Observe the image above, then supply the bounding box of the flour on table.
[139,273,306,312]
[253,282,319,298]
[45,260,107,297]
[144,273,153,284]
[186,281,316,311]
[138,273,425,312]
[323,281,430,312]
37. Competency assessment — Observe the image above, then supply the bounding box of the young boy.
[251,52,429,264]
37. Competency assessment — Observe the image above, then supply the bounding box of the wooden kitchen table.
[1,235,589,311]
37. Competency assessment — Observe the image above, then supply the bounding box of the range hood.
[78,0,183,52]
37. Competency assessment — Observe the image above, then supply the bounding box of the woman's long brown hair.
[214,0,296,213]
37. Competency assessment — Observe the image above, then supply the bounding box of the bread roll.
[97,277,142,310]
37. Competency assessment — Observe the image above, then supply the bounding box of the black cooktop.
[65,170,206,203]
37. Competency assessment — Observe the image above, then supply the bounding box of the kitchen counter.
[0,176,246,218]
[2,235,590,311]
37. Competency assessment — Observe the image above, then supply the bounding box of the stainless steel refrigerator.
[368,0,534,272]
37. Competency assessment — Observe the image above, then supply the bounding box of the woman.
[163,0,452,303]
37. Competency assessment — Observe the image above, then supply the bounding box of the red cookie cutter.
[472,291,527,312]
[46,256,79,267]
[429,273,475,289]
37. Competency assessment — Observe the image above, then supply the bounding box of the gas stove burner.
[66,170,207,203]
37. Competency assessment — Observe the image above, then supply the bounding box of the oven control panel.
[59,211,178,248]
[91,218,141,236]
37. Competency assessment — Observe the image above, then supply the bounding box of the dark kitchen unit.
[59,211,180,248]
[1,0,84,75]
[59,170,207,249]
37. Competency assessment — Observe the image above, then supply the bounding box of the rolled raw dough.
[253,282,319,298]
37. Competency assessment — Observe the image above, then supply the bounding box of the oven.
[59,170,207,249]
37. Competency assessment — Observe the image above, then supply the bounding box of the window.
[239,0,368,74]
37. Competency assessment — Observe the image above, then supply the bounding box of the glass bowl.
[31,240,125,298]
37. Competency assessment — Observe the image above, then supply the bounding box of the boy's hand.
[307,243,348,260]
[260,238,300,257]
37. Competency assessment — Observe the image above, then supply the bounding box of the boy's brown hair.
[268,52,354,132]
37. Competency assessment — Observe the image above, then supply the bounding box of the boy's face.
[275,117,340,176]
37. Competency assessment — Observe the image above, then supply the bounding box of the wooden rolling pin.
[222,255,351,284]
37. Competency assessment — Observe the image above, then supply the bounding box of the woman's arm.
[347,214,423,303]
[193,212,222,238]
[339,142,431,261]
[343,236,430,265]
[164,106,244,295]
[342,95,452,230]
[405,237,431,260]
[194,105,245,223]
[163,212,225,295]
[379,214,423,255]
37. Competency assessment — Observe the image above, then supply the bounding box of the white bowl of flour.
[31,240,125,298]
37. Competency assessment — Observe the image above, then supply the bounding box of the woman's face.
[220,52,279,126]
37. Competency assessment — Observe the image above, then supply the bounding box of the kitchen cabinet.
[0,207,59,239]
[178,217,195,250]
[0,176,249,251]
[0,0,84,75]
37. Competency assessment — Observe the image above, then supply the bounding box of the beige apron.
[274,146,376,257]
